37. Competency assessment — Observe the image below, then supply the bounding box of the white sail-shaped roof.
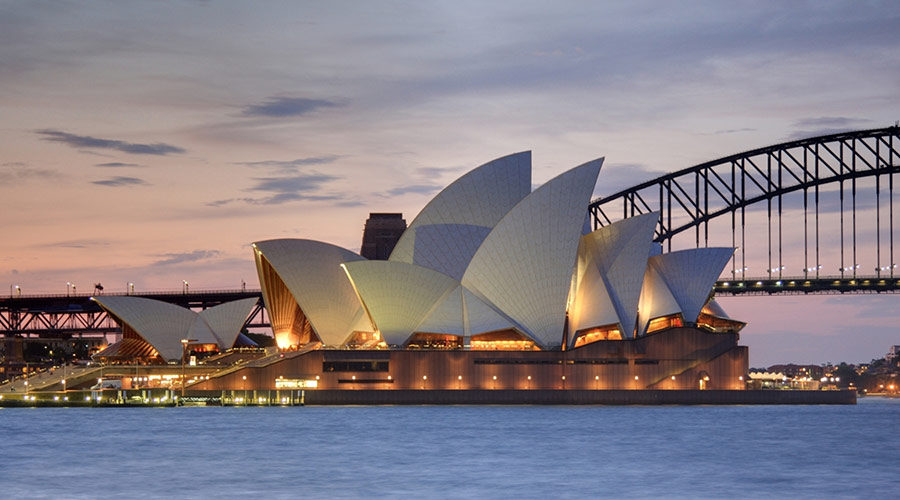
[579,213,659,338]
[92,296,209,361]
[570,271,620,339]
[649,247,734,322]
[342,261,459,346]
[568,249,620,345]
[416,285,465,336]
[389,152,532,279]
[462,158,604,348]
[702,298,732,319]
[403,284,520,337]
[93,296,260,361]
[198,297,259,348]
[186,319,219,346]
[253,239,371,346]
[635,263,681,336]
[412,224,493,281]
[463,287,518,336]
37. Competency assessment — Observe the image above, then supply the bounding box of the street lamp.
[180,338,197,402]
[182,280,189,294]
[67,282,71,297]
[128,282,134,295]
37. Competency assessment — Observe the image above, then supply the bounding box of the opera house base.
[178,328,853,404]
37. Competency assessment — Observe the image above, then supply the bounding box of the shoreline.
[0,388,856,407]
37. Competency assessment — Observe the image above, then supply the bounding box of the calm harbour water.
[1,398,897,499]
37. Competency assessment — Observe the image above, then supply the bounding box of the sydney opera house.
[91,296,260,362]
[91,152,749,395]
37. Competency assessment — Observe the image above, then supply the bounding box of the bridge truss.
[590,126,900,292]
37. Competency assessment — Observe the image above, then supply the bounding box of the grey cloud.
[91,176,148,187]
[249,173,340,194]
[335,200,366,208]
[206,198,244,207]
[346,3,900,119]
[416,166,463,179]
[709,128,757,135]
[384,184,443,196]
[0,162,57,182]
[154,250,221,266]
[207,172,343,206]
[787,117,873,140]
[794,117,871,129]
[240,97,339,118]
[37,129,186,155]
[34,239,112,249]
[235,155,341,170]
[255,192,341,205]
[94,162,142,168]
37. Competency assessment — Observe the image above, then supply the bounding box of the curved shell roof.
[253,239,370,345]
[462,287,517,336]
[411,224,492,281]
[198,297,259,348]
[635,263,681,336]
[415,285,465,336]
[568,248,620,343]
[414,285,519,337]
[390,152,532,279]
[579,212,659,338]
[702,298,732,319]
[92,296,218,361]
[649,247,734,322]
[343,261,459,346]
[462,158,604,348]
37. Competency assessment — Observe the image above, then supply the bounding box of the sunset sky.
[2,1,899,366]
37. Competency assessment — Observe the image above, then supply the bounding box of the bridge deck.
[714,276,900,295]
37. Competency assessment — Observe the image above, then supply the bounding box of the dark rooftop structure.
[360,213,406,260]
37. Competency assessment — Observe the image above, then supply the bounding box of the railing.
[2,288,262,300]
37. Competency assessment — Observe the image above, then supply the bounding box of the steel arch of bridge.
[589,126,900,282]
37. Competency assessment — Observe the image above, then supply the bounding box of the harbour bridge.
[2,126,899,340]
[590,126,900,296]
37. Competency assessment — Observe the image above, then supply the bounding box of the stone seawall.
[0,389,856,407]
[302,389,856,405]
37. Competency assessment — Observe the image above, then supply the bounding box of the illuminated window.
[646,314,683,334]
[696,312,746,333]
[571,324,622,348]
[471,329,538,351]
[406,333,463,350]
[345,331,388,349]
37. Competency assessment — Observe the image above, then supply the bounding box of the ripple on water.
[1,399,898,499]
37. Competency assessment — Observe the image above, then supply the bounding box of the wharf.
[0,389,856,406]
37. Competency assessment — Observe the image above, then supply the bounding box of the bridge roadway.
[714,275,900,295]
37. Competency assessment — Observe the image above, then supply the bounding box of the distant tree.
[243,332,275,348]
[833,363,857,388]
